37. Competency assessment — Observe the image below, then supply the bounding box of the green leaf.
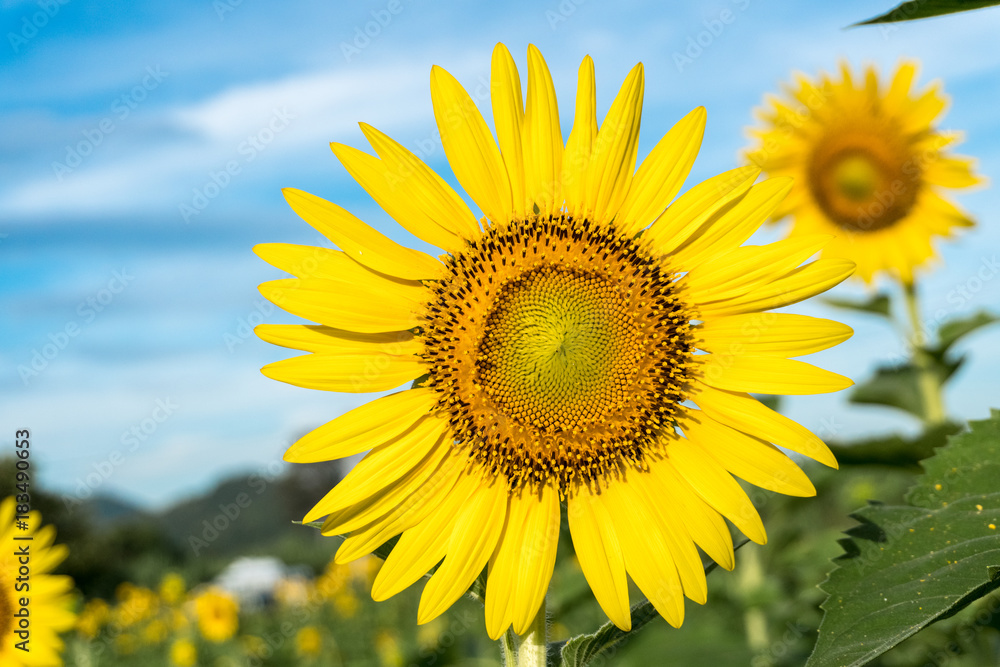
[934,310,999,357]
[849,358,963,419]
[557,601,661,667]
[556,541,748,666]
[807,411,1000,667]
[852,0,1000,25]
[822,293,892,319]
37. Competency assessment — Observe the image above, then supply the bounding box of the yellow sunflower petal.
[332,142,465,252]
[924,155,984,189]
[431,65,513,224]
[684,235,832,305]
[617,106,706,235]
[644,165,759,256]
[371,473,478,601]
[583,63,644,223]
[603,478,685,627]
[695,313,853,358]
[491,43,527,219]
[302,414,449,521]
[486,483,560,638]
[360,122,482,238]
[697,259,855,317]
[284,388,438,463]
[649,460,735,570]
[562,55,597,217]
[418,474,509,624]
[282,188,442,280]
[261,352,424,393]
[567,487,632,631]
[255,324,418,355]
[333,453,464,562]
[630,472,708,604]
[698,354,853,395]
[523,44,563,217]
[667,433,767,544]
[691,384,837,468]
[254,243,421,287]
[320,429,451,536]
[258,277,424,333]
[682,410,816,497]
[668,177,793,269]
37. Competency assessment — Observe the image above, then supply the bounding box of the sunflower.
[0,496,76,667]
[169,638,198,667]
[192,587,238,642]
[295,625,323,659]
[257,43,855,638]
[745,61,983,284]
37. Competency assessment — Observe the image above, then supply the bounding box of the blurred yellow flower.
[314,560,349,600]
[170,638,198,667]
[194,587,239,642]
[746,60,984,284]
[114,582,158,627]
[171,607,190,631]
[0,496,76,667]
[332,590,359,618]
[76,598,110,639]
[295,625,323,659]
[416,617,444,650]
[274,576,310,607]
[160,572,187,606]
[375,629,403,667]
[143,617,169,645]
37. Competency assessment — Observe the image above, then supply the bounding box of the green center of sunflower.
[833,154,879,202]
[808,132,920,233]
[478,266,641,431]
[422,215,694,492]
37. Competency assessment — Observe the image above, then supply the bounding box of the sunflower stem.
[903,282,946,425]
[517,598,548,667]
[500,628,518,666]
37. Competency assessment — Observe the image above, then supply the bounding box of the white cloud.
[0,59,465,219]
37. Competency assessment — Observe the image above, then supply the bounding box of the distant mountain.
[79,493,149,527]
[154,460,344,561]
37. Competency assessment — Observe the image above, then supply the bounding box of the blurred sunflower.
[169,637,198,667]
[295,625,323,659]
[76,598,109,640]
[745,61,983,284]
[159,572,186,606]
[193,587,239,642]
[258,43,854,638]
[0,496,75,667]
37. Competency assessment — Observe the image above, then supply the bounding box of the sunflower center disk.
[422,216,694,492]
[808,132,920,233]
[479,267,639,431]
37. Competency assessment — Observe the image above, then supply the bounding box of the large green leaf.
[853,0,1000,25]
[849,357,963,419]
[822,293,892,319]
[807,411,1000,667]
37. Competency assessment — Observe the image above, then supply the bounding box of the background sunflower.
[745,61,985,284]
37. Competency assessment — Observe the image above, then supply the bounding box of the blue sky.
[3,0,1000,509]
